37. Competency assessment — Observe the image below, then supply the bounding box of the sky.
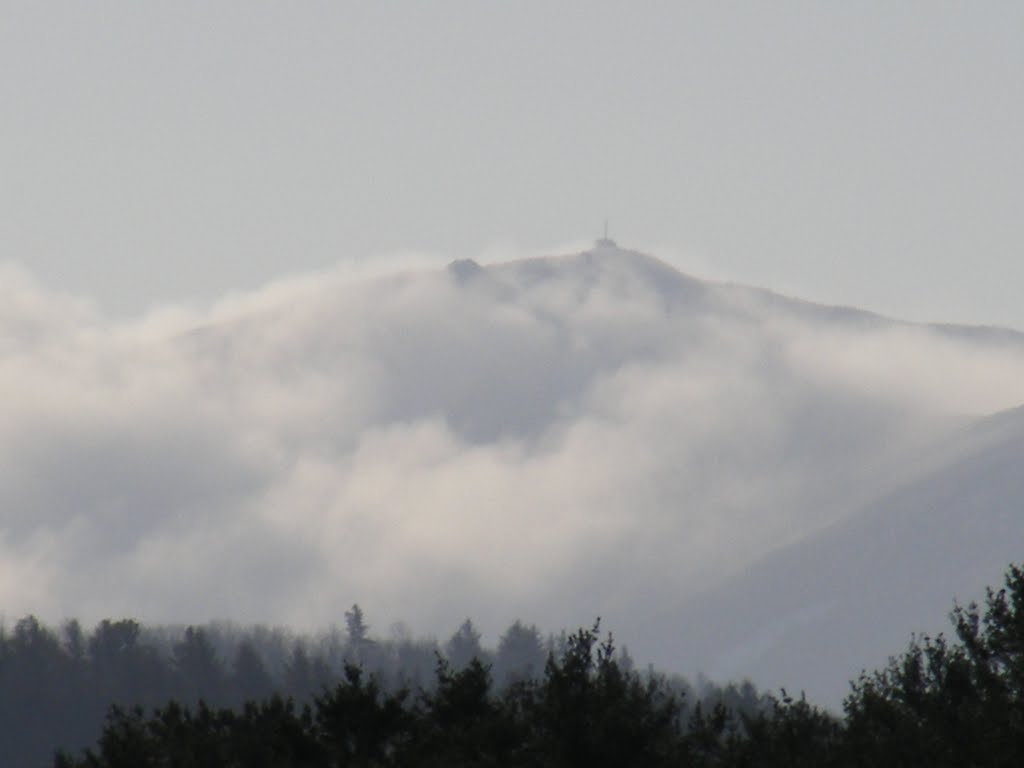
[2,2,1022,327]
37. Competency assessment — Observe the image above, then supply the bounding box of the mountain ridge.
[454,242,1024,346]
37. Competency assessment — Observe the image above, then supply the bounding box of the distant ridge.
[655,400,1024,708]
[481,242,1024,345]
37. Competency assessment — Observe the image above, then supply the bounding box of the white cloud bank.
[2,246,1023,652]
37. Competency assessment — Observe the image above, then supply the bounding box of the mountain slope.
[652,404,1024,709]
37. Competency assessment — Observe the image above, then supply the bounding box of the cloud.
[781,321,1024,415]
[1,249,1022,649]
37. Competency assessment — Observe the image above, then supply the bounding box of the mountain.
[3,238,1024,706]
[166,240,1024,651]
[652,403,1024,709]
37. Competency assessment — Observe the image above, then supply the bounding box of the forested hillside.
[3,562,1023,765]
[48,563,1024,766]
[0,609,761,766]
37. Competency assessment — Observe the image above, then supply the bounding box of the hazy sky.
[2,2,1021,326]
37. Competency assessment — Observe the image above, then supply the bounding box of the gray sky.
[2,2,1022,326]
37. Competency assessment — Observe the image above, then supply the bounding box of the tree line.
[0,606,762,766]
[11,563,1024,766]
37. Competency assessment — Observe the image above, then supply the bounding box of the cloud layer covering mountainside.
[2,242,1022,704]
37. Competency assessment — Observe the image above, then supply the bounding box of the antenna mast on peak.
[596,219,617,248]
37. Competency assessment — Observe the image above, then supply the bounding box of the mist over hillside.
[2,241,1023,705]
[655,402,1024,707]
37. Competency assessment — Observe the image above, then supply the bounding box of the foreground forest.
[5,564,1024,766]
[1,607,762,766]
